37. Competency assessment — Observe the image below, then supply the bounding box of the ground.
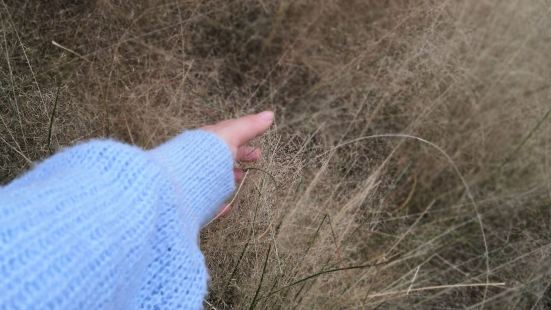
[1,0,551,308]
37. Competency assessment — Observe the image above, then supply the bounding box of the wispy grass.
[2,0,550,308]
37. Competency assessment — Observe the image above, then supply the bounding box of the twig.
[51,40,91,62]
[367,282,506,299]
[47,82,61,154]
[407,266,421,295]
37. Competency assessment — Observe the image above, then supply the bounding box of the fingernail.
[257,111,274,122]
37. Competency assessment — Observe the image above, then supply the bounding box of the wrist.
[148,130,235,227]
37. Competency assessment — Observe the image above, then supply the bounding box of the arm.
[0,130,234,309]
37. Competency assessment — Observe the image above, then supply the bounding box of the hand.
[203,111,274,217]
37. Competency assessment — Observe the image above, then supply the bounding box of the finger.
[234,168,244,182]
[224,111,274,147]
[236,146,261,162]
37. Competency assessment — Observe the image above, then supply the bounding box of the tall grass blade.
[249,244,272,310]
[47,83,61,154]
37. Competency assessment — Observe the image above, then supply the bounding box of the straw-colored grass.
[1,0,550,308]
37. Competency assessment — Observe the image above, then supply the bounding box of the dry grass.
[2,0,551,308]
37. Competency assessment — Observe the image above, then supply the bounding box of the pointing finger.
[223,111,274,147]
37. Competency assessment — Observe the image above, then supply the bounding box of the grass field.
[1,0,551,308]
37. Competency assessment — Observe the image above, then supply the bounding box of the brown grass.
[2,0,551,308]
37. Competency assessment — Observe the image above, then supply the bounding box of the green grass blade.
[249,244,272,310]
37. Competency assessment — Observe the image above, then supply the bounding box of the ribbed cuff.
[147,130,235,228]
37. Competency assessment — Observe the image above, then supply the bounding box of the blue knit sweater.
[0,130,235,309]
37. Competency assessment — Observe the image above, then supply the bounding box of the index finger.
[223,111,274,146]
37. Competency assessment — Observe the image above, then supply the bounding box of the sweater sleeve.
[0,130,235,309]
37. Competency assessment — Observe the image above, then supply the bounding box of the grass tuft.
[1,0,551,308]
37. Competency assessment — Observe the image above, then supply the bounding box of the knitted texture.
[0,130,235,309]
